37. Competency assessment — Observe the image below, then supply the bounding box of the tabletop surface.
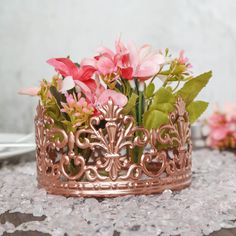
[0,149,236,236]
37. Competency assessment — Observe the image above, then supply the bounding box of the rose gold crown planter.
[35,97,192,198]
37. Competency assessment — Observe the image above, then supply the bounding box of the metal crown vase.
[35,97,192,197]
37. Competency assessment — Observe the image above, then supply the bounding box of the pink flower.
[207,126,228,148]
[81,47,118,77]
[61,92,94,127]
[207,108,236,149]
[91,79,128,112]
[47,58,96,93]
[210,126,228,141]
[61,90,127,125]
[95,47,118,75]
[116,40,165,81]
[208,112,228,141]
[18,87,40,96]
[178,50,188,64]
[76,65,97,83]
[208,112,226,128]
[178,50,192,69]
[81,40,165,82]
[47,58,78,78]
[61,86,127,128]
[95,89,128,108]
[224,103,236,122]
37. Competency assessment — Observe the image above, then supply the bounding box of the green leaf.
[49,86,69,120]
[122,93,138,115]
[149,103,174,113]
[166,86,173,92]
[150,87,175,110]
[176,71,212,105]
[143,110,169,130]
[145,87,175,129]
[187,100,208,123]
[49,86,66,108]
[144,82,155,98]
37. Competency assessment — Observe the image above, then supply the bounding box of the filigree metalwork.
[35,97,192,197]
[74,99,149,181]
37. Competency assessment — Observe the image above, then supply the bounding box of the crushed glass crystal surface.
[1,149,236,236]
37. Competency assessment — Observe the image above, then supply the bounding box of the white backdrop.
[0,0,235,133]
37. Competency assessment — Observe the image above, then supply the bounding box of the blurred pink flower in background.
[207,103,236,149]
[224,103,236,122]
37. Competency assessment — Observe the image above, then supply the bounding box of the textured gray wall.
[0,0,235,133]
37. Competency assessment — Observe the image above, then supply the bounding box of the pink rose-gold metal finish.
[35,97,192,197]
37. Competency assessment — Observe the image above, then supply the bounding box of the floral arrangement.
[207,104,236,150]
[20,39,212,161]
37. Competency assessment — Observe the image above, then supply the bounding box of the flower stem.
[138,90,144,126]
[134,80,144,163]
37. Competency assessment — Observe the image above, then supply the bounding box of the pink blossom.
[47,58,96,93]
[207,108,236,149]
[208,112,225,127]
[81,40,165,81]
[178,50,188,64]
[61,79,127,118]
[95,47,118,75]
[178,50,192,69]
[208,112,228,140]
[61,86,127,127]
[18,87,40,96]
[47,58,79,78]
[116,40,165,81]
[210,126,228,141]
[76,65,97,82]
[95,89,128,108]
[91,79,128,112]
[61,93,94,127]
[81,47,118,76]
[224,103,236,122]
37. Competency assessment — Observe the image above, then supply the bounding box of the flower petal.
[61,76,75,92]
[211,127,228,140]
[135,63,160,78]
[80,58,97,68]
[126,41,139,69]
[75,65,97,81]
[96,56,116,75]
[120,67,133,80]
[224,103,236,122]
[97,89,128,107]
[18,87,40,96]
[47,58,79,78]
[84,79,97,91]
[97,46,115,59]
[74,80,93,102]
[115,38,127,54]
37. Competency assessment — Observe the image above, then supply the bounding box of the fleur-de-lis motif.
[149,97,192,173]
[75,99,149,180]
